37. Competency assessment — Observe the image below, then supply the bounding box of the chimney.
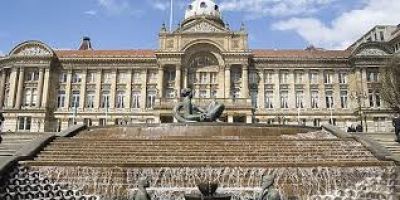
[79,36,93,50]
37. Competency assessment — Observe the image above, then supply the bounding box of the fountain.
[0,94,398,199]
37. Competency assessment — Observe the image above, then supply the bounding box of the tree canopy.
[381,55,400,112]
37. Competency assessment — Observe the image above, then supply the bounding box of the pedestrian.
[392,113,400,142]
[0,112,4,144]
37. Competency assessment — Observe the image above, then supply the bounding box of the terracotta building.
[0,0,399,132]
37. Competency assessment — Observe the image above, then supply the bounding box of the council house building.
[0,0,400,133]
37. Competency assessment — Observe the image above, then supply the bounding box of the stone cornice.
[58,57,157,64]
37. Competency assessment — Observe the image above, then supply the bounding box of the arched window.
[215,5,219,10]
[200,2,207,8]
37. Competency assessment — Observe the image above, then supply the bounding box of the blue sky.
[0,0,399,55]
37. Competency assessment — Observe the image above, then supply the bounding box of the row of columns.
[256,69,349,109]
[0,67,47,109]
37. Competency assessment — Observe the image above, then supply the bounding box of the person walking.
[392,114,400,143]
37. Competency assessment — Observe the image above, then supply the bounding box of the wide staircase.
[364,132,400,159]
[0,133,45,156]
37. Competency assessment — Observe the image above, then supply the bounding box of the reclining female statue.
[173,88,225,123]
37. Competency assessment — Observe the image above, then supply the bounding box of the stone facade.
[0,0,399,133]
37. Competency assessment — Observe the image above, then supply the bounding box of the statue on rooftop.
[173,88,225,123]
[134,177,151,200]
[258,175,281,200]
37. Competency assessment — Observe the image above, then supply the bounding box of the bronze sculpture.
[174,88,225,123]
[258,175,281,200]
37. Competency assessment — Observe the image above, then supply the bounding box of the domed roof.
[184,0,221,20]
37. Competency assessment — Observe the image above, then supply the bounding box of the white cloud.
[220,0,339,17]
[84,10,98,16]
[272,0,400,49]
[97,0,133,15]
[152,0,170,11]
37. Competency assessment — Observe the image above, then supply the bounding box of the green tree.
[381,55,400,112]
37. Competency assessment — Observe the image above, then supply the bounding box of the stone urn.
[184,181,231,200]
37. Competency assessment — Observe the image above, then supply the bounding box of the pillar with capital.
[175,64,181,98]
[15,67,25,109]
[242,65,249,98]
[157,67,164,98]
[0,69,6,108]
[258,69,265,109]
[36,68,45,108]
[7,68,18,108]
[224,65,231,98]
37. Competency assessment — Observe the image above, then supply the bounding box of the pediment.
[181,20,227,33]
[10,41,54,57]
[356,48,389,56]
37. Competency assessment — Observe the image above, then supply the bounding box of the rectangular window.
[296,91,304,108]
[324,72,333,84]
[116,91,125,108]
[87,72,96,83]
[340,91,348,108]
[313,118,320,127]
[249,73,258,84]
[117,72,126,83]
[18,117,31,131]
[146,91,157,108]
[23,88,37,107]
[369,89,381,108]
[211,73,217,84]
[57,91,66,108]
[132,71,141,84]
[380,31,385,41]
[295,73,304,84]
[265,91,274,109]
[310,72,319,84]
[280,91,289,108]
[265,72,274,84]
[132,91,141,109]
[102,72,112,83]
[200,73,208,84]
[72,73,82,83]
[101,92,110,108]
[367,70,380,82]
[26,71,39,81]
[211,89,217,98]
[311,91,319,108]
[71,91,80,108]
[86,92,95,108]
[166,70,176,82]
[232,72,241,83]
[59,73,67,83]
[339,73,347,84]
[280,72,288,84]
[326,91,333,108]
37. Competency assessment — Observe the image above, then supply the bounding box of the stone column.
[79,69,87,109]
[64,70,72,109]
[8,68,18,108]
[141,69,147,110]
[15,68,25,109]
[110,70,117,109]
[318,69,326,109]
[157,67,164,98]
[288,70,295,108]
[333,71,341,109]
[273,69,280,108]
[224,65,231,98]
[361,68,368,107]
[242,65,249,98]
[183,68,188,89]
[195,72,200,98]
[304,70,311,108]
[175,65,181,98]
[36,68,45,108]
[218,66,225,98]
[95,70,102,109]
[41,68,50,108]
[258,69,265,109]
[126,69,132,108]
[0,70,6,108]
